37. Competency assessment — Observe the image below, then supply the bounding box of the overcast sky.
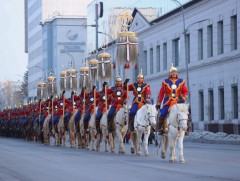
[0,0,28,82]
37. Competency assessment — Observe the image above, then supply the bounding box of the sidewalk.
[184,131,240,145]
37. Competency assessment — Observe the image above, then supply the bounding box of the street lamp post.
[172,0,210,104]
[172,0,190,104]
[61,51,75,68]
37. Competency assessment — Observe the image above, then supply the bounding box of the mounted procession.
[0,12,191,163]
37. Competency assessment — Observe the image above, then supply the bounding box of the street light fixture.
[60,51,75,69]
[172,0,211,104]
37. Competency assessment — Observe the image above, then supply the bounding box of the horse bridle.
[137,110,155,128]
[116,109,128,128]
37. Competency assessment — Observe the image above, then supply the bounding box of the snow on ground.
[188,131,240,144]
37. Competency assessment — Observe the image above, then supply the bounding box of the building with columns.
[97,0,240,133]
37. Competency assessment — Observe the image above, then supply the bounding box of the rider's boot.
[108,119,114,133]
[129,117,134,132]
[158,116,165,135]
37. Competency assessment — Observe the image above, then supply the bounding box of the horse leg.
[144,129,150,156]
[136,131,141,156]
[103,129,109,152]
[169,134,175,162]
[130,132,137,154]
[178,131,185,163]
[91,129,96,151]
[109,132,115,153]
[161,134,168,159]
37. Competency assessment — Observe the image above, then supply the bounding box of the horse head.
[175,104,189,132]
[145,104,156,126]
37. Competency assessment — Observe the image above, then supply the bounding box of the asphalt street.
[0,138,239,181]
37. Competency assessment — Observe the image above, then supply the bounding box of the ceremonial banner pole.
[116,12,138,128]
[79,64,90,114]
[66,67,77,112]
[37,82,46,137]
[98,47,112,114]
[60,71,67,117]
[47,72,57,136]
[88,58,98,121]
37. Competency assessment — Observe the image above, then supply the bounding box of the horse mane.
[177,104,188,113]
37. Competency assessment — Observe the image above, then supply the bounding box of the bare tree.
[20,71,28,98]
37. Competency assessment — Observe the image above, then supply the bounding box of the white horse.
[79,113,87,148]
[43,114,51,145]
[133,104,157,156]
[161,104,189,163]
[89,108,98,151]
[100,111,110,152]
[68,109,78,148]
[115,105,128,154]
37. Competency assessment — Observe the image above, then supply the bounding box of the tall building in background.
[42,17,87,97]
[87,0,191,87]
[25,0,92,98]
[87,0,191,53]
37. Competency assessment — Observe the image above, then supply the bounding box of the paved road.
[0,138,239,181]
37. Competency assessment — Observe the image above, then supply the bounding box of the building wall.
[87,0,190,53]
[130,0,240,130]
[42,18,87,97]
[25,0,92,98]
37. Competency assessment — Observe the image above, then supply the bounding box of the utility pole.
[95,2,99,54]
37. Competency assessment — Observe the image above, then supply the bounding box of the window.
[208,89,214,121]
[185,34,190,63]
[217,21,224,54]
[198,29,203,60]
[143,50,147,76]
[163,43,167,70]
[219,87,225,119]
[199,90,204,121]
[156,45,160,72]
[232,85,238,119]
[231,15,237,51]
[173,38,180,67]
[207,25,213,57]
[150,48,153,74]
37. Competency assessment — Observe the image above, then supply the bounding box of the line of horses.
[0,103,189,163]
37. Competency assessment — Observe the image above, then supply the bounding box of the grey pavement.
[0,138,239,181]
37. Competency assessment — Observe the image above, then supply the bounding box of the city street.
[0,138,239,181]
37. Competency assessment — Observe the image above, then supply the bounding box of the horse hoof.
[92,149,95,151]
[131,147,135,154]
[111,150,115,153]
[179,160,186,163]
[136,152,141,156]
[145,153,150,157]
[161,156,165,159]
[169,159,175,163]
[105,150,109,152]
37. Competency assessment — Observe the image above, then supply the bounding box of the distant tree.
[20,71,28,98]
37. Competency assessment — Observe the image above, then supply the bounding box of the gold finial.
[120,12,133,32]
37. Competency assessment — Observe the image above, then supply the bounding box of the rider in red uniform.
[124,71,151,131]
[106,75,127,133]
[156,64,188,134]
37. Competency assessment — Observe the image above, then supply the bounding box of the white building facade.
[128,0,240,133]
[42,17,87,97]
[25,0,92,98]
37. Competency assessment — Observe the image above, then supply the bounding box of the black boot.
[84,121,89,133]
[129,117,134,132]
[96,121,101,134]
[108,119,114,133]
[157,117,165,135]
